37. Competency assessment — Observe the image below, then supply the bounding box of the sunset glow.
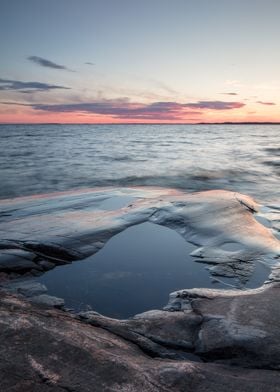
[1,0,279,123]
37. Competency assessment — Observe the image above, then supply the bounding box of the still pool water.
[36,222,270,318]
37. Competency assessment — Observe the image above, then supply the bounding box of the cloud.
[27,56,74,71]
[14,99,243,120]
[0,78,70,93]
[256,101,276,106]
[220,92,238,96]
[184,101,245,110]
[85,62,95,66]
[30,100,196,120]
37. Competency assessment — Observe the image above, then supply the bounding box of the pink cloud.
[27,99,245,120]
[256,101,276,106]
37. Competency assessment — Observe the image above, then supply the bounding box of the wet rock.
[0,251,40,272]
[2,280,47,297]
[0,188,279,286]
[27,268,44,277]
[0,272,9,282]
[0,249,35,260]
[207,261,254,284]
[268,266,280,282]
[37,259,56,271]
[29,294,65,308]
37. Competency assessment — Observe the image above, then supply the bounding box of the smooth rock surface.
[165,283,280,369]
[3,280,47,297]
[29,294,65,308]
[0,187,279,286]
[0,251,40,272]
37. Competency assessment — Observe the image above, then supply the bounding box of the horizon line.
[1,121,280,125]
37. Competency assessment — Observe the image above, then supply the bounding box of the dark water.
[37,223,269,318]
[0,124,279,203]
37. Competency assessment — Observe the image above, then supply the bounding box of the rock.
[208,261,254,284]
[165,283,280,369]
[0,272,9,282]
[37,259,56,271]
[0,291,279,391]
[80,308,202,356]
[29,294,65,308]
[0,249,35,260]
[0,187,279,389]
[2,280,47,297]
[27,268,44,277]
[0,188,279,285]
[0,251,40,273]
[268,266,280,282]
[78,282,280,369]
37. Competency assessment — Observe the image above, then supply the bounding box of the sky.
[0,0,279,123]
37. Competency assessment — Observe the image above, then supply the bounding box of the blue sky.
[0,0,279,122]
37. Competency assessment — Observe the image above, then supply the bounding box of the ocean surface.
[0,124,279,203]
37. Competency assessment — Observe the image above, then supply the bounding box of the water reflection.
[36,222,269,318]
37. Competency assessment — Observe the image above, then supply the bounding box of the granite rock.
[0,291,279,392]
[29,294,65,308]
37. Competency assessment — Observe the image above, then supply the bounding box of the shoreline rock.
[0,187,279,390]
[0,284,279,391]
[0,187,279,286]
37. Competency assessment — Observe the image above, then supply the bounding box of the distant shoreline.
[1,122,280,126]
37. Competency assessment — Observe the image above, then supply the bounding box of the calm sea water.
[0,124,279,202]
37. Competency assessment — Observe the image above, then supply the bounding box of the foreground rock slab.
[0,187,279,285]
[165,283,280,369]
[0,290,280,392]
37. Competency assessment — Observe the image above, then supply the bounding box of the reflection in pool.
[36,222,269,318]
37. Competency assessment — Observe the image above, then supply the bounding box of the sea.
[0,123,279,203]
